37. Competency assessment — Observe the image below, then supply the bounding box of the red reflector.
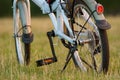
[96,4,104,14]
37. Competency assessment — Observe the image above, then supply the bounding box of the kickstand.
[61,45,77,72]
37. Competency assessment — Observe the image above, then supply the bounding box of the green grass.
[0,16,120,80]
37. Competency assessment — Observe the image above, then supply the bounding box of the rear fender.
[82,0,111,30]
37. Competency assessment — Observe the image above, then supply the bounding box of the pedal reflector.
[36,57,57,67]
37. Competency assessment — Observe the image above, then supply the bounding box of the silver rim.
[13,2,24,65]
[73,4,102,72]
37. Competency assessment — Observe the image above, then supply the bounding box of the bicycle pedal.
[36,57,57,67]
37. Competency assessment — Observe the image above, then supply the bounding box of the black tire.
[24,43,31,65]
[99,29,109,73]
[66,1,109,73]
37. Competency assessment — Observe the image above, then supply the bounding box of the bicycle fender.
[82,0,111,30]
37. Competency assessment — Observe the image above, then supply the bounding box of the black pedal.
[36,57,57,67]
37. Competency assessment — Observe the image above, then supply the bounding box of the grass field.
[0,16,120,80]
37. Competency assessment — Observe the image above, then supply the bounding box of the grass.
[0,16,120,80]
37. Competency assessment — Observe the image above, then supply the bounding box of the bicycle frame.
[13,0,75,44]
[32,0,75,44]
[13,0,110,45]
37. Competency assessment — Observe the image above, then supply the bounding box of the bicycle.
[12,0,111,74]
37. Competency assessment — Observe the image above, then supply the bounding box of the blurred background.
[0,0,120,17]
[0,0,120,80]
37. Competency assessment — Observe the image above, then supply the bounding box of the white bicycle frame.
[13,0,75,44]
[13,0,108,45]
[47,1,75,44]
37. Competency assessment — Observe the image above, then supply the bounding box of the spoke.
[91,54,97,71]
[80,57,92,69]
[76,10,96,40]
[74,21,87,29]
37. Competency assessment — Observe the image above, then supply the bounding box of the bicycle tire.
[67,1,109,73]
[13,0,31,65]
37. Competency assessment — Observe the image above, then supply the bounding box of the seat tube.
[17,0,31,34]
[56,8,64,33]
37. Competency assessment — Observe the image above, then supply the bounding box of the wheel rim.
[73,4,103,72]
[13,6,24,65]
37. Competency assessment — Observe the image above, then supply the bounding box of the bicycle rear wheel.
[70,2,109,73]
[13,0,31,65]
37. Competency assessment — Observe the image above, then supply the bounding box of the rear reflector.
[96,4,104,14]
